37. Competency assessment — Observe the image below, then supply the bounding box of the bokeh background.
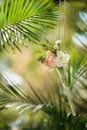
[0,0,87,130]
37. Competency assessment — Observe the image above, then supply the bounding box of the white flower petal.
[55,51,70,68]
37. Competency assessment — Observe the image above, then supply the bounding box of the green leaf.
[0,0,58,52]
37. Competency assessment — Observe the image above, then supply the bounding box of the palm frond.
[66,54,87,88]
[0,68,87,129]
[72,11,87,53]
[0,0,58,52]
[66,53,87,114]
[0,66,68,115]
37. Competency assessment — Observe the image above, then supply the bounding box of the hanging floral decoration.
[37,40,76,116]
[38,40,70,69]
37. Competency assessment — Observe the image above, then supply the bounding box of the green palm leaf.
[72,11,87,53]
[66,53,87,113]
[0,67,65,114]
[0,73,86,130]
[66,54,87,87]
[0,0,58,52]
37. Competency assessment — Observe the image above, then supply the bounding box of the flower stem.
[56,67,76,116]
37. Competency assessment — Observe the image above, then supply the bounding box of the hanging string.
[64,0,66,50]
[58,0,66,48]
[58,0,61,40]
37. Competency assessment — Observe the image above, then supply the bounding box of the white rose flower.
[55,51,70,68]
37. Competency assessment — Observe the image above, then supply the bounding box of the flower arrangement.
[38,40,70,68]
[38,40,76,116]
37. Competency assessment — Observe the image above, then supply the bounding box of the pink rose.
[44,50,56,68]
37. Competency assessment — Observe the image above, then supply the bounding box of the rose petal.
[55,51,70,68]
